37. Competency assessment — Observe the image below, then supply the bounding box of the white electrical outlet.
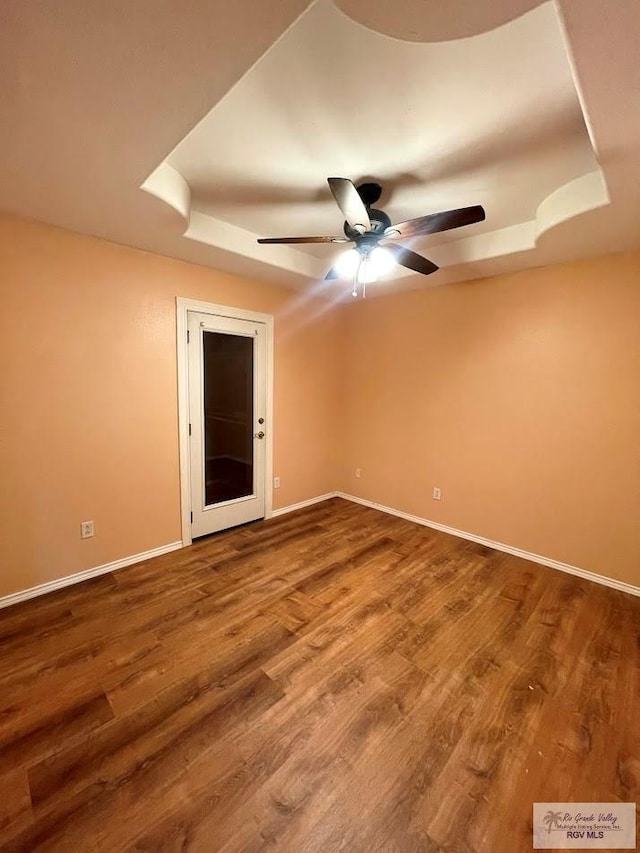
[432,487,441,501]
[355,468,361,479]
[273,477,281,489]
[80,520,95,539]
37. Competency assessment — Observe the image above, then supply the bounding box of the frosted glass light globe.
[357,258,377,284]
[335,248,360,277]
[369,246,395,276]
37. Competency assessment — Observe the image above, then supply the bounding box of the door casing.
[176,297,274,546]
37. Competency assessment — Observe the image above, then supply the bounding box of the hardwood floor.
[0,497,638,852]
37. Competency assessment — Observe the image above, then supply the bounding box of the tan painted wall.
[1,212,638,600]
[0,213,341,597]
[338,253,640,586]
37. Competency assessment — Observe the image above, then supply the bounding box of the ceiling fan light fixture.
[369,246,395,276]
[334,247,360,277]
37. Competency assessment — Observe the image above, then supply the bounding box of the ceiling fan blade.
[324,266,339,280]
[257,235,349,244]
[328,178,371,233]
[384,243,439,276]
[385,205,485,240]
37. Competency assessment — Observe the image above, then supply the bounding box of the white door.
[187,311,267,538]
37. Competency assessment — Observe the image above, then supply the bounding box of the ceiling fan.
[257,178,486,296]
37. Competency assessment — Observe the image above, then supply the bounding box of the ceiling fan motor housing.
[343,207,391,242]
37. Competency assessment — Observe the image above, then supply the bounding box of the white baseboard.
[335,492,640,598]
[0,541,183,611]
[270,492,339,518]
[4,492,636,611]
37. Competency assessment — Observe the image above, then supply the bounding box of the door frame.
[176,297,274,547]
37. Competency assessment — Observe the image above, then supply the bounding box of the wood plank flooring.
[0,497,638,852]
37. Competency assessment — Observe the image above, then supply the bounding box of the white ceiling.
[1,0,639,293]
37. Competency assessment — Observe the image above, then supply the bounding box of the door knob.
[254,431,265,439]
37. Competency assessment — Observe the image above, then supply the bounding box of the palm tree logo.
[543,811,563,834]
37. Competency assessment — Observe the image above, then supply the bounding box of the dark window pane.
[203,331,254,506]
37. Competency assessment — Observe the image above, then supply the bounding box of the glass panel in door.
[202,331,254,506]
